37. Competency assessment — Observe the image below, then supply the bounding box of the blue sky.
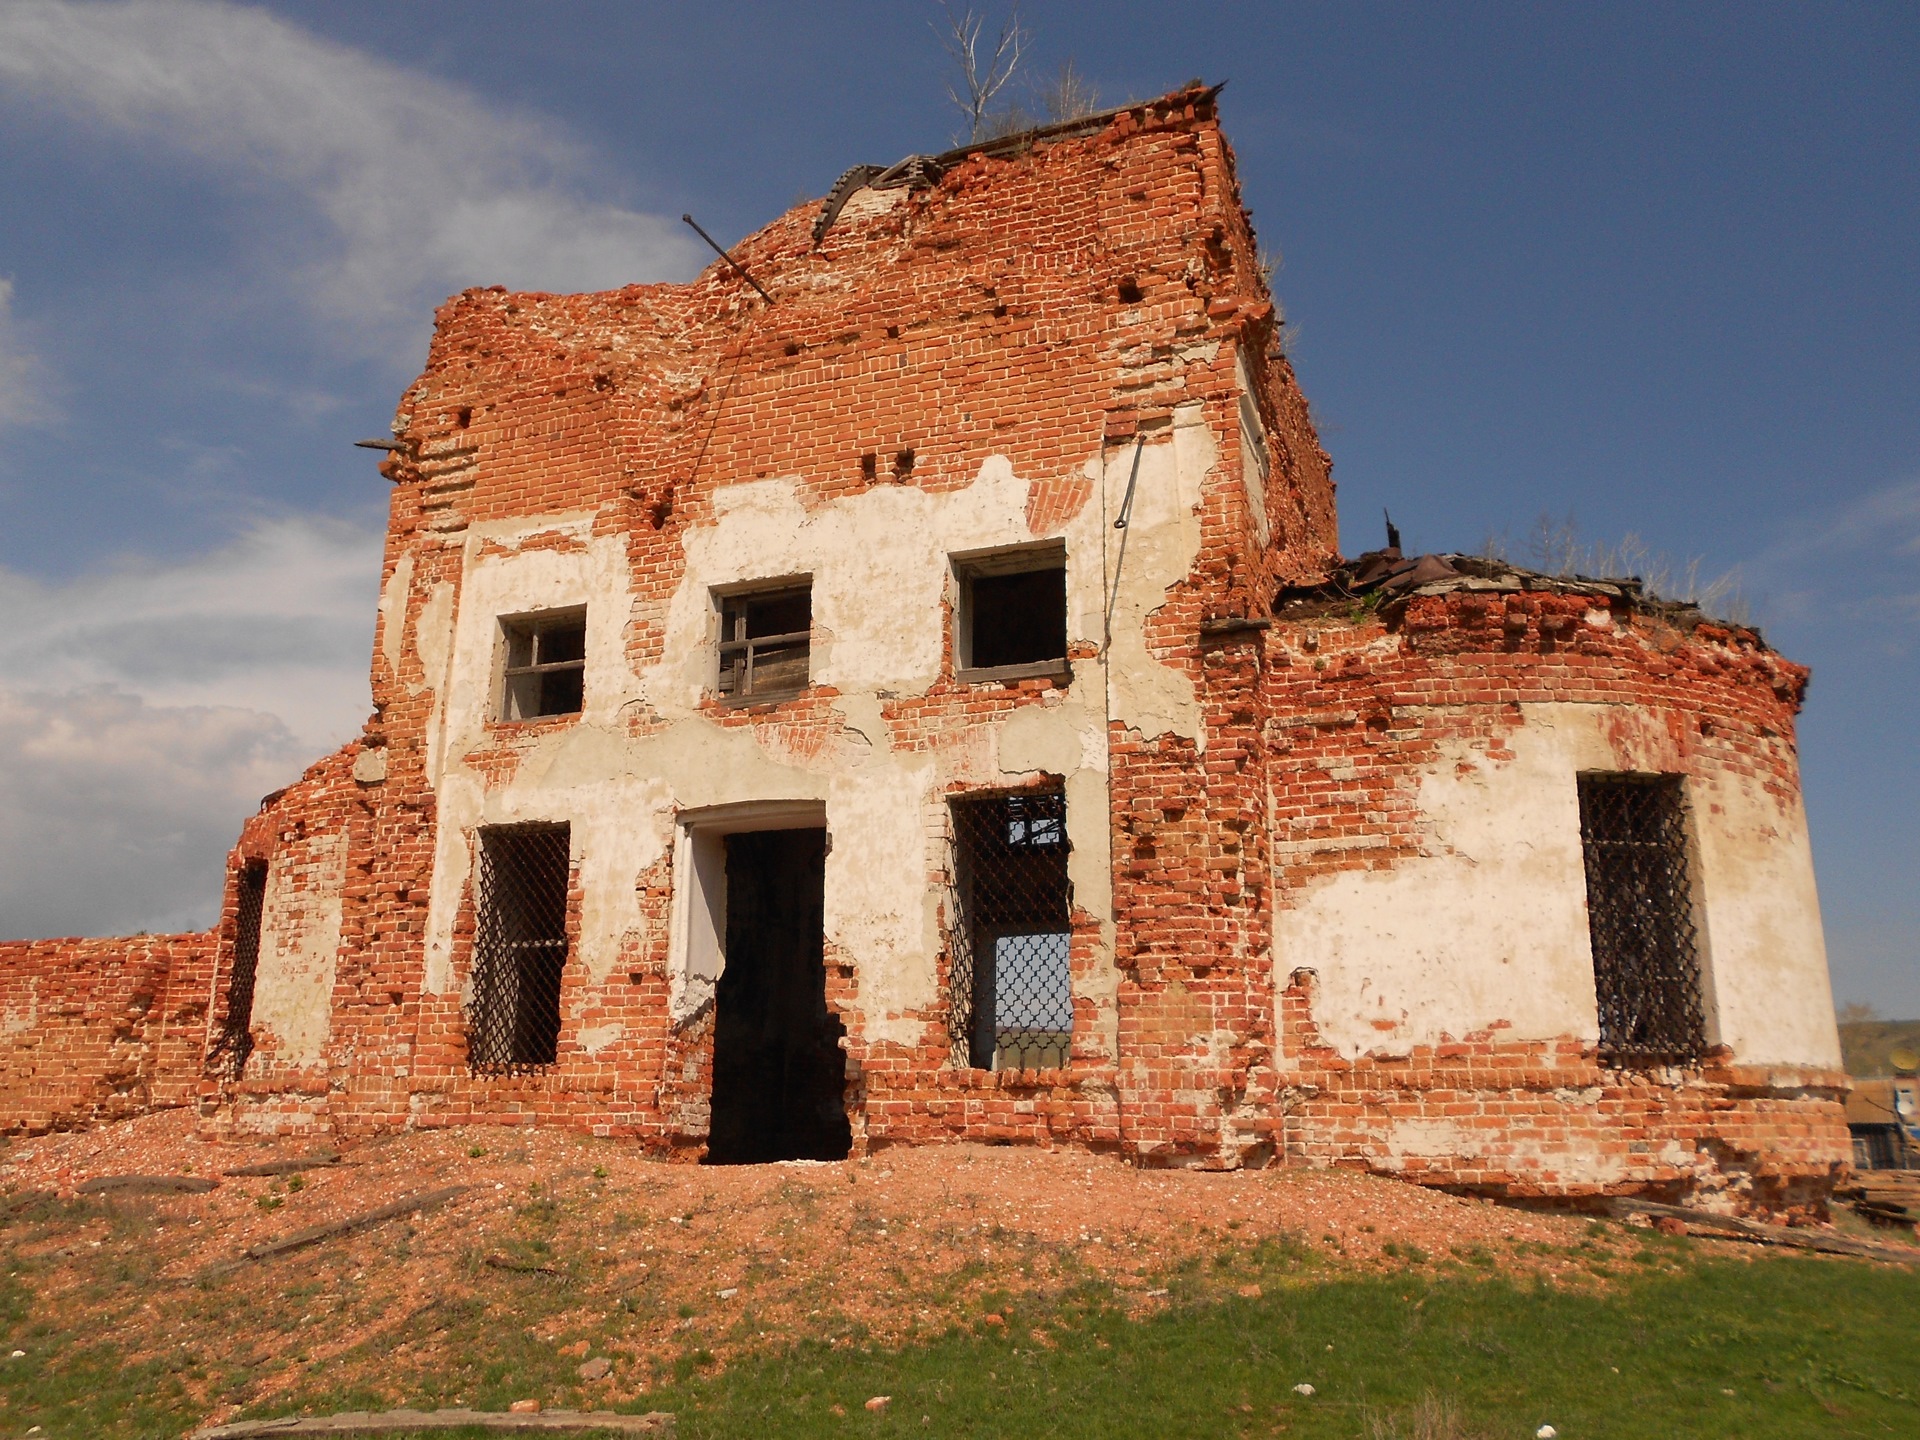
[0,1,1914,1014]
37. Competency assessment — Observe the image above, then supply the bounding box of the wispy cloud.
[0,514,382,939]
[0,279,56,431]
[1743,477,1920,644]
[0,514,383,750]
[0,0,703,358]
[0,687,306,938]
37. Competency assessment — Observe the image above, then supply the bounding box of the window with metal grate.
[948,789,1072,1071]
[207,860,267,1079]
[1577,773,1706,1064]
[468,823,571,1073]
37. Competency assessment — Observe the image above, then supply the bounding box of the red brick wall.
[273,85,1336,1157]
[1262,589,1850,1211]
[0,932,215,1134]
[0,88,1848,1210]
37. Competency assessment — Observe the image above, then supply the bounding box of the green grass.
[0,1207,1915,1438]
[643,1253,1919,1440]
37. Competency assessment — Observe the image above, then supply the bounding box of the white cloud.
[1743,477,1920,642]
[0,513,383,750]
[0,514,382,939]
[0,279,56,431]
[0,687,306,938]
[0,0,703,356]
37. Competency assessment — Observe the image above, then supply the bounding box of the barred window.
[1577,773,1706,1064]
[948,789,1072,1071]
[500,610,586,720]
[468,823,571,1073]
[718,583,811,701]
[208,860,267,1079]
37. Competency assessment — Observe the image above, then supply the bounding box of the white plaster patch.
[1277,701,1841,1070]
[249,830,348,1068]
[378,551,414,682]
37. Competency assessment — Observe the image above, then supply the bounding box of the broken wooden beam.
[223,1152,342,1178]
[193,1185,473,1281]
[484,1250,560,1275]
[1608,1197,1920,1264]
[241,1185,471,1263]
[76,1175,219,1195]
[187,1407,672,1437]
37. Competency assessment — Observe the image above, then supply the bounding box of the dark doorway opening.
[706,827,850,1164]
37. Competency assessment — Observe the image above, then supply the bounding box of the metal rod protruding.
[682,214,776,305]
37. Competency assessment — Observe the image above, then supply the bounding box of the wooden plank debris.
[187,1407,672,1437]
[241,1185,471,1262]
[1609,1197,1920,1264]
[223,1152,342,1178]
[76,1175,219,1195]
[483,1250,560,1275]
[194,1186,472,1281]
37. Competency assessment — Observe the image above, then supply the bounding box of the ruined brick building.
[0,86,1851,1209]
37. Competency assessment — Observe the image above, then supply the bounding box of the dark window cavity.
[209,860,268,1079]
[1577,773,1707,1064]
[501,610,587,720]
[955,544,1068,680]
[468,823,571,1073]
[948,789,1072,1071]
[717,583,811,701]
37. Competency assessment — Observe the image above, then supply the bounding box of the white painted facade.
[1275,700,1841,1069]
[379,412,1220,1066]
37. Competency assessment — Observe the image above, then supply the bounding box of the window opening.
[1577,773,1706,1064]
[718,584,811,701]
[956,547,1068,680]
[468,823,571,1073]
[501,611,586,720]
[948,789,1072,1070]
[208,860,267,1079]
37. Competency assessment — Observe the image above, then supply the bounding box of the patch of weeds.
[1381,1241,1430,1265]
[286,1175,306,1194]
[1364,1388,1483,1439]
[468,1145,487,1159]
[256,1194,284,1214]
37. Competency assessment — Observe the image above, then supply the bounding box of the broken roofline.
[1284,550,1769,648]
[810,82,1225,248]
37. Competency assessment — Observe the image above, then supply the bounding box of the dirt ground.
[0,1111,1740,1426]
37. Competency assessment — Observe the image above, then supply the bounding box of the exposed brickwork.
[0,87,1848,1209]
[0,932,214,1134]
[1263,591,1848,1207]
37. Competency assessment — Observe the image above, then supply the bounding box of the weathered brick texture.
[0,87,1849,1209]
[0,932,214,1133]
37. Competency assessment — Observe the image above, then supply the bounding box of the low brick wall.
[0,933,216,1133]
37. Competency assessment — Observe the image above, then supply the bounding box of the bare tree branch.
[1036,57,1100,124]
[934,2,1028,143]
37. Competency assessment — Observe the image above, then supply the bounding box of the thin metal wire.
[948,790,1072,1070]
[1577,774,1706,1064]
[468,824,572,1074]
[207,861,267,1079]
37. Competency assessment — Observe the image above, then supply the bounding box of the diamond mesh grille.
[207,860,267,1079]
[948,790,1072,1071]
[1577,773,1706,1064]
[468,823,571,1074]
